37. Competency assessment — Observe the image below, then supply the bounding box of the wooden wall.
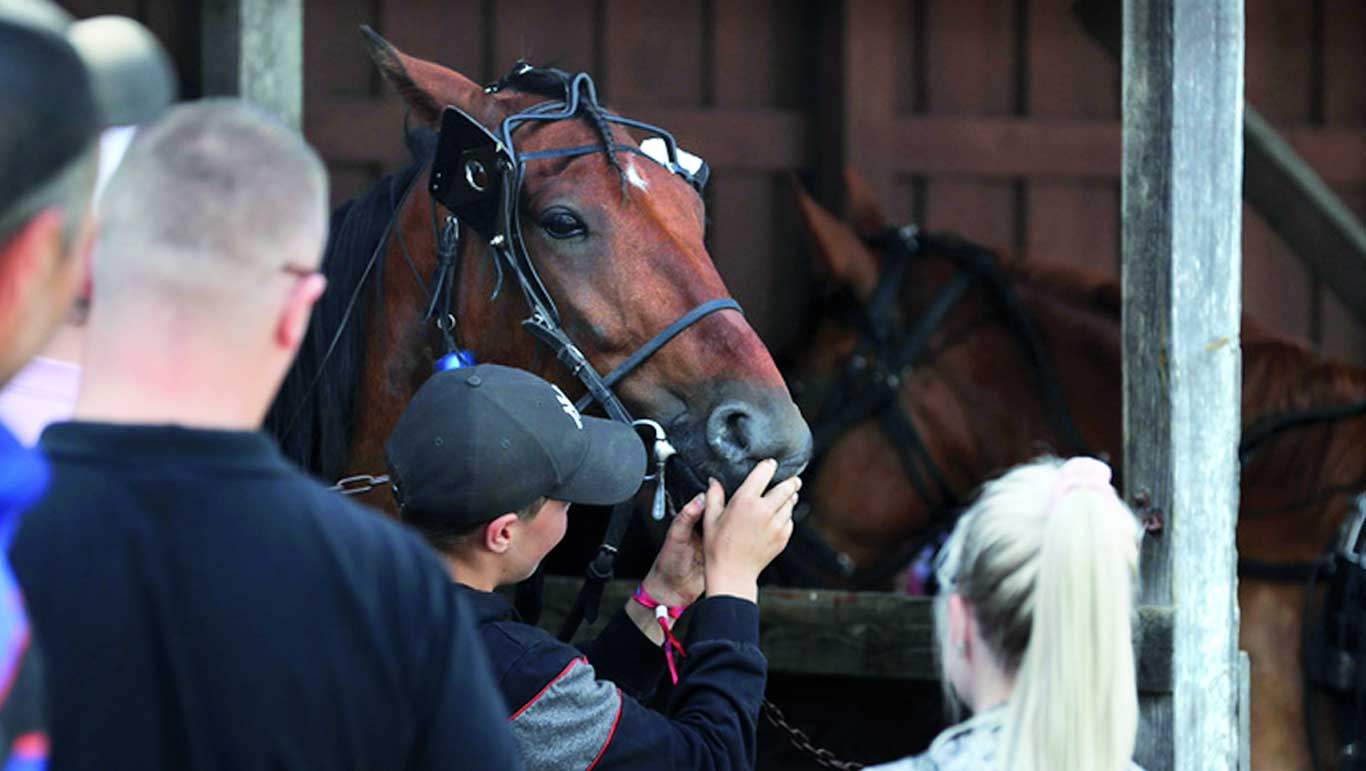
[60,0,1366,364]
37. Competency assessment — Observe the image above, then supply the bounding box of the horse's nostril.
[707,401,764,467]
[704,395,812,484]
[725,411,751,452]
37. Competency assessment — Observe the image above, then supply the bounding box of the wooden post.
[200,0,303,129]
[1122,1,1243,769]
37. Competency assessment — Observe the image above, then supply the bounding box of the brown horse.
[266,32,810,524]
[782,170,1366,771]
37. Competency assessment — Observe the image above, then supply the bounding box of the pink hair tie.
[1047,457,1117,511]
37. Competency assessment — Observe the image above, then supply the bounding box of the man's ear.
[0,211,64,316]
[275,272,327,351]
[482,512,522,555]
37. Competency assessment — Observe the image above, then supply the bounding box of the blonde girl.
[871,456,1146,771]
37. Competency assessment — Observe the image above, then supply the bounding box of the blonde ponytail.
[935,456,1141,771]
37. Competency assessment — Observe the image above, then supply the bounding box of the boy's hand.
[639,492,707,608]
[702,459,800,603]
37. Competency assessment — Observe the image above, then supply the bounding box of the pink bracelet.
[631,586,688,684]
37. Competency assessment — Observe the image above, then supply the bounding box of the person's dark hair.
[404,497,547,555]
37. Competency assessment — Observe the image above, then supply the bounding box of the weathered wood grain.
[200,0,302,128]
[1121,1,1244,769]
[528,576,1174,691]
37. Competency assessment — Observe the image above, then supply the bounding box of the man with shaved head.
[11,100,520,771]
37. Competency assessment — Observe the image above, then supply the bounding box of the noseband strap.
[574,297,742,413]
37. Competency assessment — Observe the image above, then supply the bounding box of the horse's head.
[359,30,810,493]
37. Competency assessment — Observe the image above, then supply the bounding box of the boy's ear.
[482,512,521,554]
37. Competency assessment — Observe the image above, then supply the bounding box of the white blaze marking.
[625,158,650,192]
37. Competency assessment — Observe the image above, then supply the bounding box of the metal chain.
[761,698,866,771]
[329,474,390,496]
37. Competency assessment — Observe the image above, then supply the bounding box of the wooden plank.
[920,177,1014,253]
[1244,107,1366,329]
[303,0,376,99]
[600,0,704,106]
[491,0,596,77]
[1244,0,1313,123]
[201,0,302,128]
[884,116,1366,184]
[923,0,1017,115]
[1026,180,1120,274]
[712,0,808,110]
[1025,0,1120,272]
[1321,0,1366,125]
[1241,0,1315,343]
[536,105,811,171]
[841,0,901,211]
[1241,204,1313,342]
[922,0,1020,253]
[303,96,407,167]
[1121,1,1244,769]
[709,173,781,347]
[896,115,1121,177]
[1316,0,1366,362]
[530,576,1174,690]
[378,0,486,83]
[1028,0,1119,118]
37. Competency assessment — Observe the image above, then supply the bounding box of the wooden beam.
[529,576,1174,691]
[1121,1,1243,769]
[304,97,810,172]
[1244,108,1366,328]
[303,95,1366,190]
[200,0,303,129]
[1075,0,1366,328]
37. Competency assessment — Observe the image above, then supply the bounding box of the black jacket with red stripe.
[455,584,767,771]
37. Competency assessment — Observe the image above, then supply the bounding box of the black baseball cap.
[0,0,175,229]
[385,365,647,524]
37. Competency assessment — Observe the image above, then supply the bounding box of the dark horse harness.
[792,222,1366,769]
[784,226,1092,591]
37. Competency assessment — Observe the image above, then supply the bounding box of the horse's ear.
[843,168,890,239]
[361,26,500,128]
[787,173,880,300]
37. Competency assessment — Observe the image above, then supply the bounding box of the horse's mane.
[264,127,437,480]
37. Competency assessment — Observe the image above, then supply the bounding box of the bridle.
[782,226,1091,590]
[429,68,738,426]
[321,64,740,637]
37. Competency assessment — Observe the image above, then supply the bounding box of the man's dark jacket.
[10,423,521,771]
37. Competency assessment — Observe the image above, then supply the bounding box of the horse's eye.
[538,208,587,239]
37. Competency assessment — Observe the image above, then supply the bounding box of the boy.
[386,364,800,770]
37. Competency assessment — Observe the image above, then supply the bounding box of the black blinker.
[429,106,510,242]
